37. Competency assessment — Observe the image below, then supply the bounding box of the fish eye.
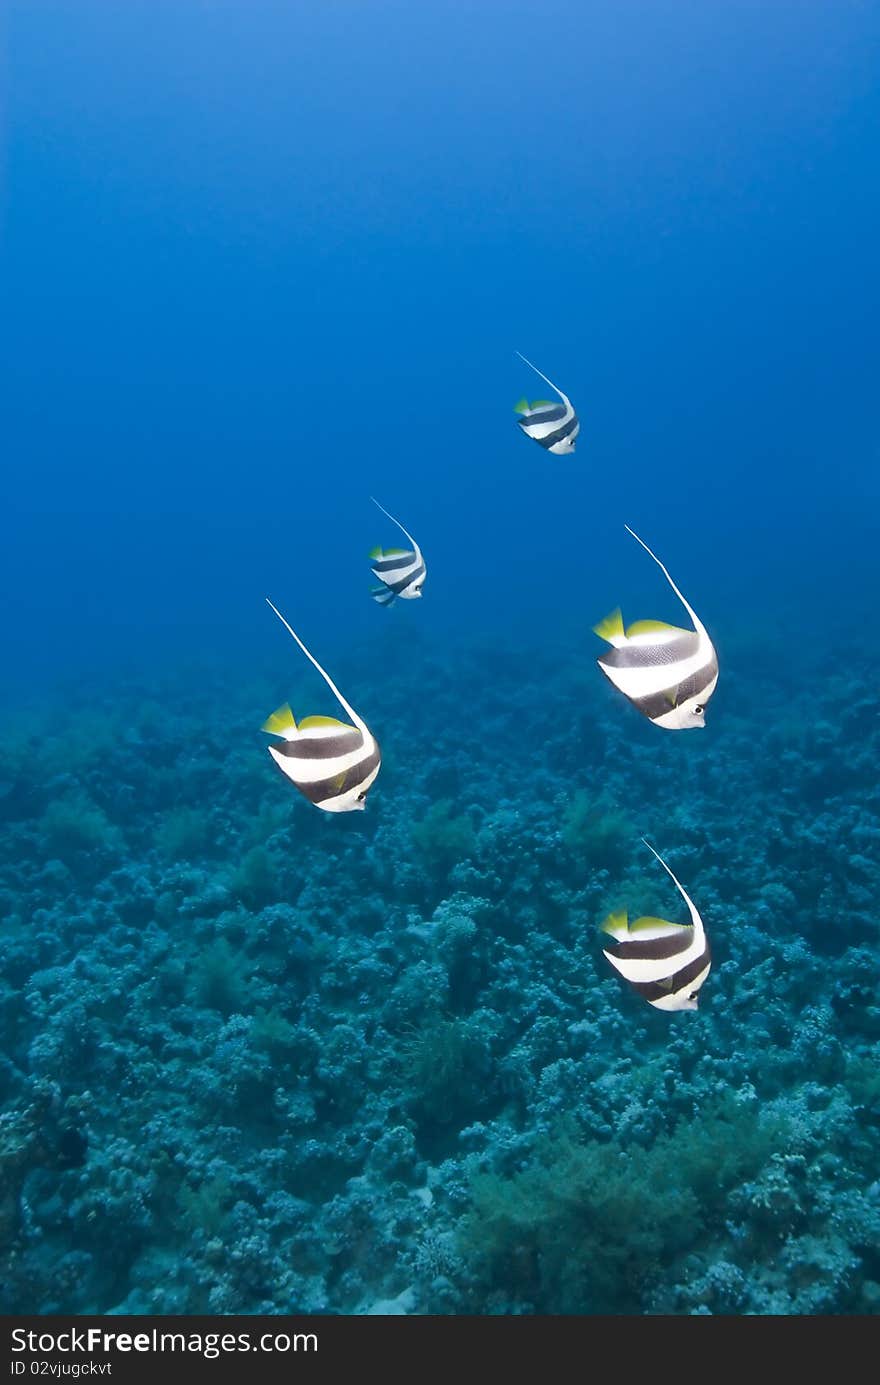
[688,991,699,1000]
[693,704,704,715]
[357,791,367,801]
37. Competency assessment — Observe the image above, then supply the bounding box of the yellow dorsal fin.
[593,607,625,643]
[298,715,351,730]
[629,915,689,934]
[625,619,690,639]
[261,703,297,736]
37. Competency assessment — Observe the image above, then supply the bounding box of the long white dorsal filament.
[515,350,570,407]
[642,838,703,936]
[624,525,704,636]
[369,496,419,554]
[265,599,365,732]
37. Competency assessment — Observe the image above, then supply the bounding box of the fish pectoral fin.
[593,607,626,645]
[656,976,675,992]
[514,397,530,415]
[530,399,554,408]
[298,715,351,730]
[663,686,680,708]
[261,703,298,739]
[368,546,383,560]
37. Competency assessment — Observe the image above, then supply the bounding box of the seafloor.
[1,623,878,1315]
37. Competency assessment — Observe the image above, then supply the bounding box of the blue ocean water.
[1,1,879,1314]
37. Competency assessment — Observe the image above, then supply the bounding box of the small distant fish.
[368,497,426,606]
[514,350,580,454]
[601,839,711,1011]
[262,600,381,812]
[594,526,718,729]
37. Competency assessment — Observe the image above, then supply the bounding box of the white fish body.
[262,601,381,812]
[368,498,426,606]
[601,840,711,1011]
[514,352,580,455]
[594,526,718,729]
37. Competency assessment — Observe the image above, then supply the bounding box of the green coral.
[251,1006,298,1056]
[228,845,279,908]
[41,790,122,858]
[411,800,476,879]
[190,938,252,1016]
[845,1055,880,1112]
[179,1174,235,1238]
[154,806,211,860]
[402,1013,491,1128]
[0,1109,36,1244]
[460,1096,789,1312]
[561,790,632,870]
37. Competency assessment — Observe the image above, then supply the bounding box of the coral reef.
[0,629,878,1314]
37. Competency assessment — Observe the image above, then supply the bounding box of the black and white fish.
[601,840,711,1011]
[368,497,426,607]
[262,600,381,812]
[594,526,718,730]
[514,351,580,454]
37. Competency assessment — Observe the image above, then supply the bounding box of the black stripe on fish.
[599,633,699,671]
[272,728,364,761]
[608,928,695,962]
[293,746,382,805]
[628,945,711,1001]
[597,654,718,722]
[386,561,425,594]
[637,658,718,720]
[527,414,579,450]
[372,553,416,574]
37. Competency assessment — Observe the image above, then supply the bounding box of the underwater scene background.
[2,1,879,1314]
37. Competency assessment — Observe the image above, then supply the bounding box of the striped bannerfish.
[368,497,426,607]
[601,840,712,1011]
[594,526,718,730]
[514,350,580,454]
[261,599,381,812]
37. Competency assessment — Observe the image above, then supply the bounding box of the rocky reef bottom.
[1,627,878,1314]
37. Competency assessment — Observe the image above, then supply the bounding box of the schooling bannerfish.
[368,497,426,606]
[262,600,381,811]
[601,840,712,1011]
[513,351,580,454]
[594,526,718,730]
